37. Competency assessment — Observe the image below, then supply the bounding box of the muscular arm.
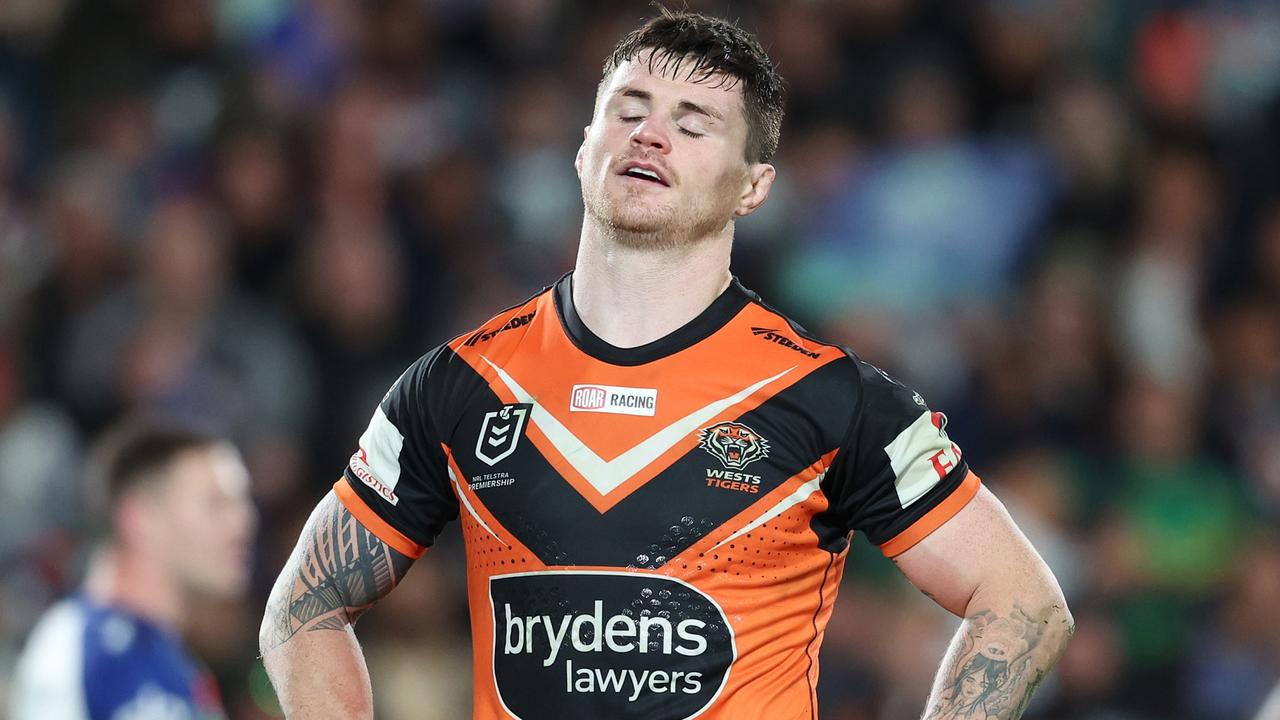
[259,490,414,719]
[893,486,1074,720]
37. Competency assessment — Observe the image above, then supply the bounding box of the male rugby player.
[261,10,1073,719]
[11,423,256,719]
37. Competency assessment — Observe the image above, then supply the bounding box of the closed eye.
[620,115,704,138]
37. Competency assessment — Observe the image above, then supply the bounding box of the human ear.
[574,126,590,175]
[734,163,776,217]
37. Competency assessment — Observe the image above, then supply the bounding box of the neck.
[84,545,185,631]
[573,216,734,348]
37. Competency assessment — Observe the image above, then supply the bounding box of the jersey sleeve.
[824,358,980,557]
[335,346,459,558]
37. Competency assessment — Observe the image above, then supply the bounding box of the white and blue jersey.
[9,596,224,720]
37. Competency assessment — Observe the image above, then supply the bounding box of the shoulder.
[372,281,555,440]
[11,599,198,720]
[17,598,87,666]
[78,603,199,720]
[447,281,554,358]
[733,280,868,389]
[11,599,90,719]
[736,281,938,431]
[396,281,555,393]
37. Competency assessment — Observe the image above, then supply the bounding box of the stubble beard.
[582,180,731,252]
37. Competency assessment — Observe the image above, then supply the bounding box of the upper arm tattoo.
[261,492,414,651]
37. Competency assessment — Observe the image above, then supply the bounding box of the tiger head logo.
[699,422,770,470]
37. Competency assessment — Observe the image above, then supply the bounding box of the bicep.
[891,485,1058,617]
[260,490,415,651]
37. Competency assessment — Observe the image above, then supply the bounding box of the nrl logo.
[699,421,770,470]
[476,403,532,467]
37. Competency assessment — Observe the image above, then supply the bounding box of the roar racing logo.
[698,421,770,470]
[489,571,736,720]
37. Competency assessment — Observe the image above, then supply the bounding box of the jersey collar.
[553,271,752,366]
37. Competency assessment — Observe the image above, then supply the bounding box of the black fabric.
[817,356,971,548]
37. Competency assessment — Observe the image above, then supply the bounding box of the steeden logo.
[749,327,820,359]
[465,311,537,347]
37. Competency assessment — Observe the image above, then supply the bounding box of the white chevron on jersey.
[481,356,794,498]
[448,464,509,547]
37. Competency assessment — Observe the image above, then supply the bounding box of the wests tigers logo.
[699,422,770,470]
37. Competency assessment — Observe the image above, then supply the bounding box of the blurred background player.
[9,422,257,719]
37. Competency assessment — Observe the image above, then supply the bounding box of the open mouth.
[619,162,670,186]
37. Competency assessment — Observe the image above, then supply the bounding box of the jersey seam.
[805,551,836,720]
[741,294,848,354]
[825,349,867,513]
[743,293,866,475]
[420,346,454,469]
[838,349,867,454]
[739,292,867,451]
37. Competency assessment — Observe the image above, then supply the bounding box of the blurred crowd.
[2,0,1279,718]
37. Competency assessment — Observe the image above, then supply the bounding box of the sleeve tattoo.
[924,603,1073,720]
[261,492,414,652]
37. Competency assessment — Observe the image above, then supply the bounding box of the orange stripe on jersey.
[878,470,981,557]
[333,478,427,559]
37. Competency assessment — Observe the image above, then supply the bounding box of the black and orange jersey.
[336,272,980,720]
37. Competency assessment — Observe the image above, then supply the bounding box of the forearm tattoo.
[261,492,414,651]
[923,602,1073,720]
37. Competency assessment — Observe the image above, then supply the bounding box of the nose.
[629,117,670,154]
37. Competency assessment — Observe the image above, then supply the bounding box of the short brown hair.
[90,420,220,528]
[603,9,786,163]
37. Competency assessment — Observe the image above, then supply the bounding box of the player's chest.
[441,370,832,568]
